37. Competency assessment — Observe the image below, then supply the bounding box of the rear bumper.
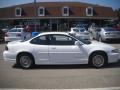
[103,36,120,41]
[5,37,21,42]
[76,35,90,40]
[3,51,16,63]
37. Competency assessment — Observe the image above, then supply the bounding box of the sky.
[0,0,120,10]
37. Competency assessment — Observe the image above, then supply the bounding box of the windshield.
[73,29,79,32]
[9,28,22,32]
[76,25,84,28]
[73,29,85,32]
[79,29,85,32]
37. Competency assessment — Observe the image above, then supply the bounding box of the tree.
[114,8,120,21]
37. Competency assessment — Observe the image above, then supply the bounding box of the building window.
[86,7,93,16]
[15,7,22,16]
[38,7,45,16]
[62,6,69,16]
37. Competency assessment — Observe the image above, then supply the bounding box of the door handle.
[52,47,56,49]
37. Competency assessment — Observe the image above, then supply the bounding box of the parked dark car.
[0,29,5,43]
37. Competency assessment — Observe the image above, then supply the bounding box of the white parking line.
[0,87,120,90]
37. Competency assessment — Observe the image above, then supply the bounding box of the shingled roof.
[0,2,116,20]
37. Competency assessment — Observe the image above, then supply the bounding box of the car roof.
[11,28,24,29]
[38,32,69,36]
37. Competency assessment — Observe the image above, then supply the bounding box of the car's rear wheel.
[18,53,34,69]
[90,52,107,68]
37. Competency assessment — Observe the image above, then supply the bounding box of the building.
[0,2,116,31]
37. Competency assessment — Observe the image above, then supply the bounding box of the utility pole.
[34,0,37,31]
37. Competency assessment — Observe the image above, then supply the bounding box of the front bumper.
[108,52,120,63]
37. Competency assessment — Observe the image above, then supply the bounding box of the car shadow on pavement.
[13,64,92,70]
[104,61,120,68]
[12,61,120,70]
[105,40,120,44]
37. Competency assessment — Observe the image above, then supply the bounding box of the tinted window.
[50,34,76,45]
[73,29,85,32]
[30,35,49,45]
[79,29,85,32]
[9,29,22,32]
[104,28,117,31]
[17,29,22,32]
[9,29,17,32]
[73,29,79,32]
[71,35,91,44]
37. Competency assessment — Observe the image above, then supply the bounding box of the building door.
[51,19,58,31]
[52,23,57,31]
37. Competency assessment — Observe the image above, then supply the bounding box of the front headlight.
[111,49,120,53]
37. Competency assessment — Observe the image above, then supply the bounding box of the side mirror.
[75,41,83,46]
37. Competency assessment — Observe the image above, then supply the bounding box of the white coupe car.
[69,28,90,40]
[3,32,120,69]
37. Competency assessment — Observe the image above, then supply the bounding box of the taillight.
[17,34,21,37]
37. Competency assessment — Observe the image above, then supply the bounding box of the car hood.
[91,41,114,49]
[83,41,115,53]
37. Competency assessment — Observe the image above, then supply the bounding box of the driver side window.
[30,35,49,45]
[50,34,76,45]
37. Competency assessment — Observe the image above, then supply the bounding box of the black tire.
[90,52,107,68]
[18,53,34,69]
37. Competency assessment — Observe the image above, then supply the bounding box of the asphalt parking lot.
[0,41,120,89]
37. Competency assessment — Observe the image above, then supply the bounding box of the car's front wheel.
[18,53,34,69]
[90,52,107,68]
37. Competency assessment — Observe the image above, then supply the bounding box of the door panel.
[49,45,86,64]
[48,34,87,64]
[32,45,49,64]
[49,45,74,63]
[30,35,49,64]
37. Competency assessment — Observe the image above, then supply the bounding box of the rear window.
[79,29,85,32]
[9,29,17,32]
[73,29,85,32]
[17,29,22,32]
[9,29,22,32]
[73,29,79,32]
[104,28,117,31]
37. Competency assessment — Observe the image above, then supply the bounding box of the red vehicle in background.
[115,24,120,31]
